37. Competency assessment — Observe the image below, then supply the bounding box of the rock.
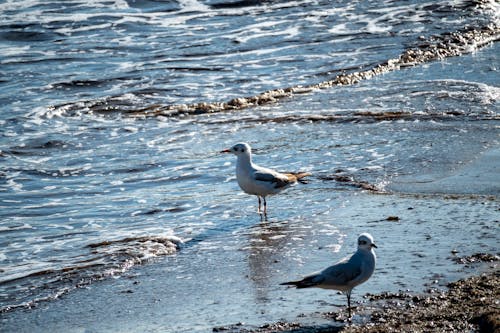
[472,312,500,333]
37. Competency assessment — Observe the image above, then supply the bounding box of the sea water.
[0,0,498,331]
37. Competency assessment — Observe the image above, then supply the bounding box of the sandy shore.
[1,144,498,332]
[214,147,500,333]
[214,257,499,333]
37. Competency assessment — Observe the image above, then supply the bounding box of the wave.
[0,235,182,313]
[46,23,499,119]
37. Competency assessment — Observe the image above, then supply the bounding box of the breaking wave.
[0,235,182,313]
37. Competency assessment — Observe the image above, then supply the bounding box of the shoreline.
[215,257,499,333]
[1,146,498,332]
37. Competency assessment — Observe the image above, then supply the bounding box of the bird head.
[357,233,377,250]
[220,142,252,156]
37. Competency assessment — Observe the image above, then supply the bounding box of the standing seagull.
[221,142,310,215]
[281,233,377,319]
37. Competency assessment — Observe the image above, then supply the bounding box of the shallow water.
[0,0,499,331]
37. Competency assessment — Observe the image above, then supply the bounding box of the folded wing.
[254,170,295,189]
[281,260,362,290]
[320,261,362,287]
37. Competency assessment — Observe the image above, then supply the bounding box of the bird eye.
[359,240,367,245]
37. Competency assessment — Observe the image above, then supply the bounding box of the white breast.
[236,162,284,196]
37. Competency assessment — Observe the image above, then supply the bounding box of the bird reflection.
[246,219,292,303]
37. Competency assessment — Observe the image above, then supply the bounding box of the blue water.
[0,0,499,331]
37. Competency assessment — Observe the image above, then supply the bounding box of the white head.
[357,233,377,251]
[221,142,252,157]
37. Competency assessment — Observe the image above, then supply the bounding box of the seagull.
[221,142,311,215]
[280,233,377,319]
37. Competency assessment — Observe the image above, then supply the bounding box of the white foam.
[178,0,210,13]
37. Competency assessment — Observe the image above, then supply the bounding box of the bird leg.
[257,196,262,214]
[346,290,352,320]
[263,197,267,216]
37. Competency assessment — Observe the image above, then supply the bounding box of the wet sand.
[2,136,497,333]
[215,148,500,333]
[215,266,499,333]
[389,148,500,196]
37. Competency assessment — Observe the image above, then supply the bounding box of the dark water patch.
[125,0,181,12]
[109,163,161,175]
[165,65,229,72]
[0,22,61,42]
[51,79,109,89]
[4,139,72,157]
[139,203,191,215]
[209,0,274,10]
[0,23,38,30]
[3,149,34,157]
[0,30,55,42]
[176,48,235,59]
[27,139,67,149]
[141,208,164,215]
[50,75,138,90]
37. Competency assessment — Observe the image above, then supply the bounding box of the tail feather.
[284,172,312,184]
[294,172,312,180]
[280,281,299,286]
[280,275,320,288]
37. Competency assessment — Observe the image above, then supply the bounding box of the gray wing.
[254,170,292,188]
[281,262,361,290]
[320,261,362,287]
